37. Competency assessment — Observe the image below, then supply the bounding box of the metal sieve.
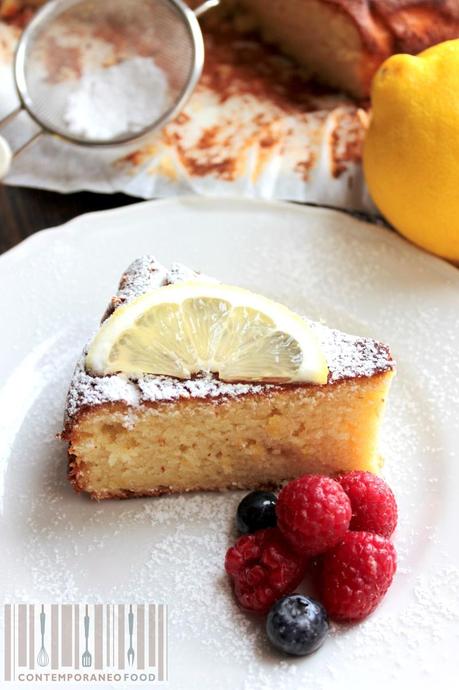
[0,0,220,177]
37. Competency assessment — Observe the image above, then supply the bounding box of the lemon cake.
[62,256,395,500]
[221,0,459,97]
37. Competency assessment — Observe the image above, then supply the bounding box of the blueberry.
[266,594,329,656]
[236,491,277,534]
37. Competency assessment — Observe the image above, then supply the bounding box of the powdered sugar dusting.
[65,257,394,421]
[102,255,214,320]
[138,371,268,402]
[63,57,169,141]
[65,356,268,421]
[115,255,169,304]
[65,361,140,419]
[311,322,393,382]
[116,255,208,304]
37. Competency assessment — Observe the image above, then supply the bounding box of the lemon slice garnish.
[85,282,329,384]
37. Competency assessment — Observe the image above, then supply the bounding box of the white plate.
[1,197,458,689]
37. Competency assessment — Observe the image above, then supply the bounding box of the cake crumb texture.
[67,373,393,499]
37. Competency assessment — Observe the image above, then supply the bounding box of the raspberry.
[276,475,352,556]
[338,471,398,537]
[321,531,397,621]
[224,528,306,613]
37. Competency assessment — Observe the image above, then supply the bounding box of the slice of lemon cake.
[62,256,395,500]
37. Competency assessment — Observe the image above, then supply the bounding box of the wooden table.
[0,185,139,255]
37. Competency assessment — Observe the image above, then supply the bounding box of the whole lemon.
[363,40,459,262]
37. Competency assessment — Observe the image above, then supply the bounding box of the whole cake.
[236,0,459,97]
[62,257,395,500]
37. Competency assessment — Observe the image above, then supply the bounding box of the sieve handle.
[194,0,220,18]
[0,132,44,180]
[0,137,12,179]
[0,107,20,179]
[0,107,43,180]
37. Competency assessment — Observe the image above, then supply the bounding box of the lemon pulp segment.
[85,282,329,384]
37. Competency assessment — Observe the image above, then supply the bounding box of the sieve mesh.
[14,0,202,145]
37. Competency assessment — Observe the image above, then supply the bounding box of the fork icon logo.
[82,605,92,668]
[127,605,135,667]
[3,603,167,683]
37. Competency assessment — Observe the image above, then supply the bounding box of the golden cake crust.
[236,0,459,96]
[322,0,459,54]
